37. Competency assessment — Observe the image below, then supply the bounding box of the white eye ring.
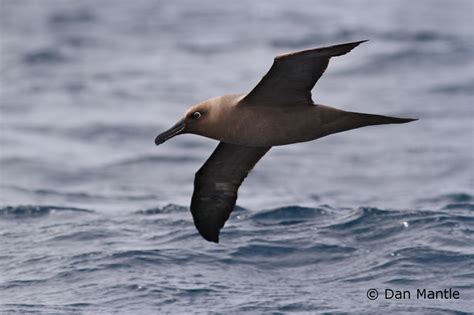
[192,112,201,119]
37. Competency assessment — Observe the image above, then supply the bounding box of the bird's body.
[155,40,417,243]
[188,94,412,147]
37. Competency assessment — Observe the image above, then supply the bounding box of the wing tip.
[191,207,222,243]
[352,39,369,46]
[275,39,369,60]
[398,117,419,123]
[327,39,369,56]
[198,229,220,243]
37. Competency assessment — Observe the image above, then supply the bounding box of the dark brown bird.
[155,40,416,243]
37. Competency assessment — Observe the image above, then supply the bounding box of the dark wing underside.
[242,40,367,106]
[191,142,270,243]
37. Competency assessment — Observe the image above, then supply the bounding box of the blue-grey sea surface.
[1,0,473,313]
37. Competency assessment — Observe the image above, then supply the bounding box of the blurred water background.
[1,0,473,313]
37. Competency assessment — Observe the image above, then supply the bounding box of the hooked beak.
[155,118,185,145]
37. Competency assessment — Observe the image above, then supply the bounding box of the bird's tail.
[318,107,418,138]
[351,112,418,126]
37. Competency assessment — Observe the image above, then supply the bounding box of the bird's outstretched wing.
[191,142,270,243]
[242,40,368,106]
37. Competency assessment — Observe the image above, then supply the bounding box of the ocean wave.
[390,246,473,265]
[0,279,50,290]
[60,35,97,49]
[379,29,456,43]
[3,185,158,202]
[227,242,357,268]
[1,202,472,313]
[250,205,331,226]
[48,8,95,25]
[23,48,70,65]
[429,80,474,95]
[107,154,199,167]
[0,205,93,218]
[442,203,474,211]
[64,123,157,144]
[178,42,235,55]
[324,207,405,230]
[49,230,120,242]
[421,193,472,204]
[136,204,188,215]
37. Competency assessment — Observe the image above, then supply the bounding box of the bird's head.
[154,102,213,145]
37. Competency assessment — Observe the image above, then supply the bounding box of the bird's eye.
[192,112,202,119]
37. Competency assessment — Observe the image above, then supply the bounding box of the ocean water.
[1,0,473,313]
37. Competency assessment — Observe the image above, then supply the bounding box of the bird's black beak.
[155,118,185,145]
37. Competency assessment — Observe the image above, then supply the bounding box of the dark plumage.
[155,41,416,242]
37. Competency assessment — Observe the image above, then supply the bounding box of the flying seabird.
[155,40,416,243]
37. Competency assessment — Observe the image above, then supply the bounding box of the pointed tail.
[319,108,418,138]
[352,112,418,126]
